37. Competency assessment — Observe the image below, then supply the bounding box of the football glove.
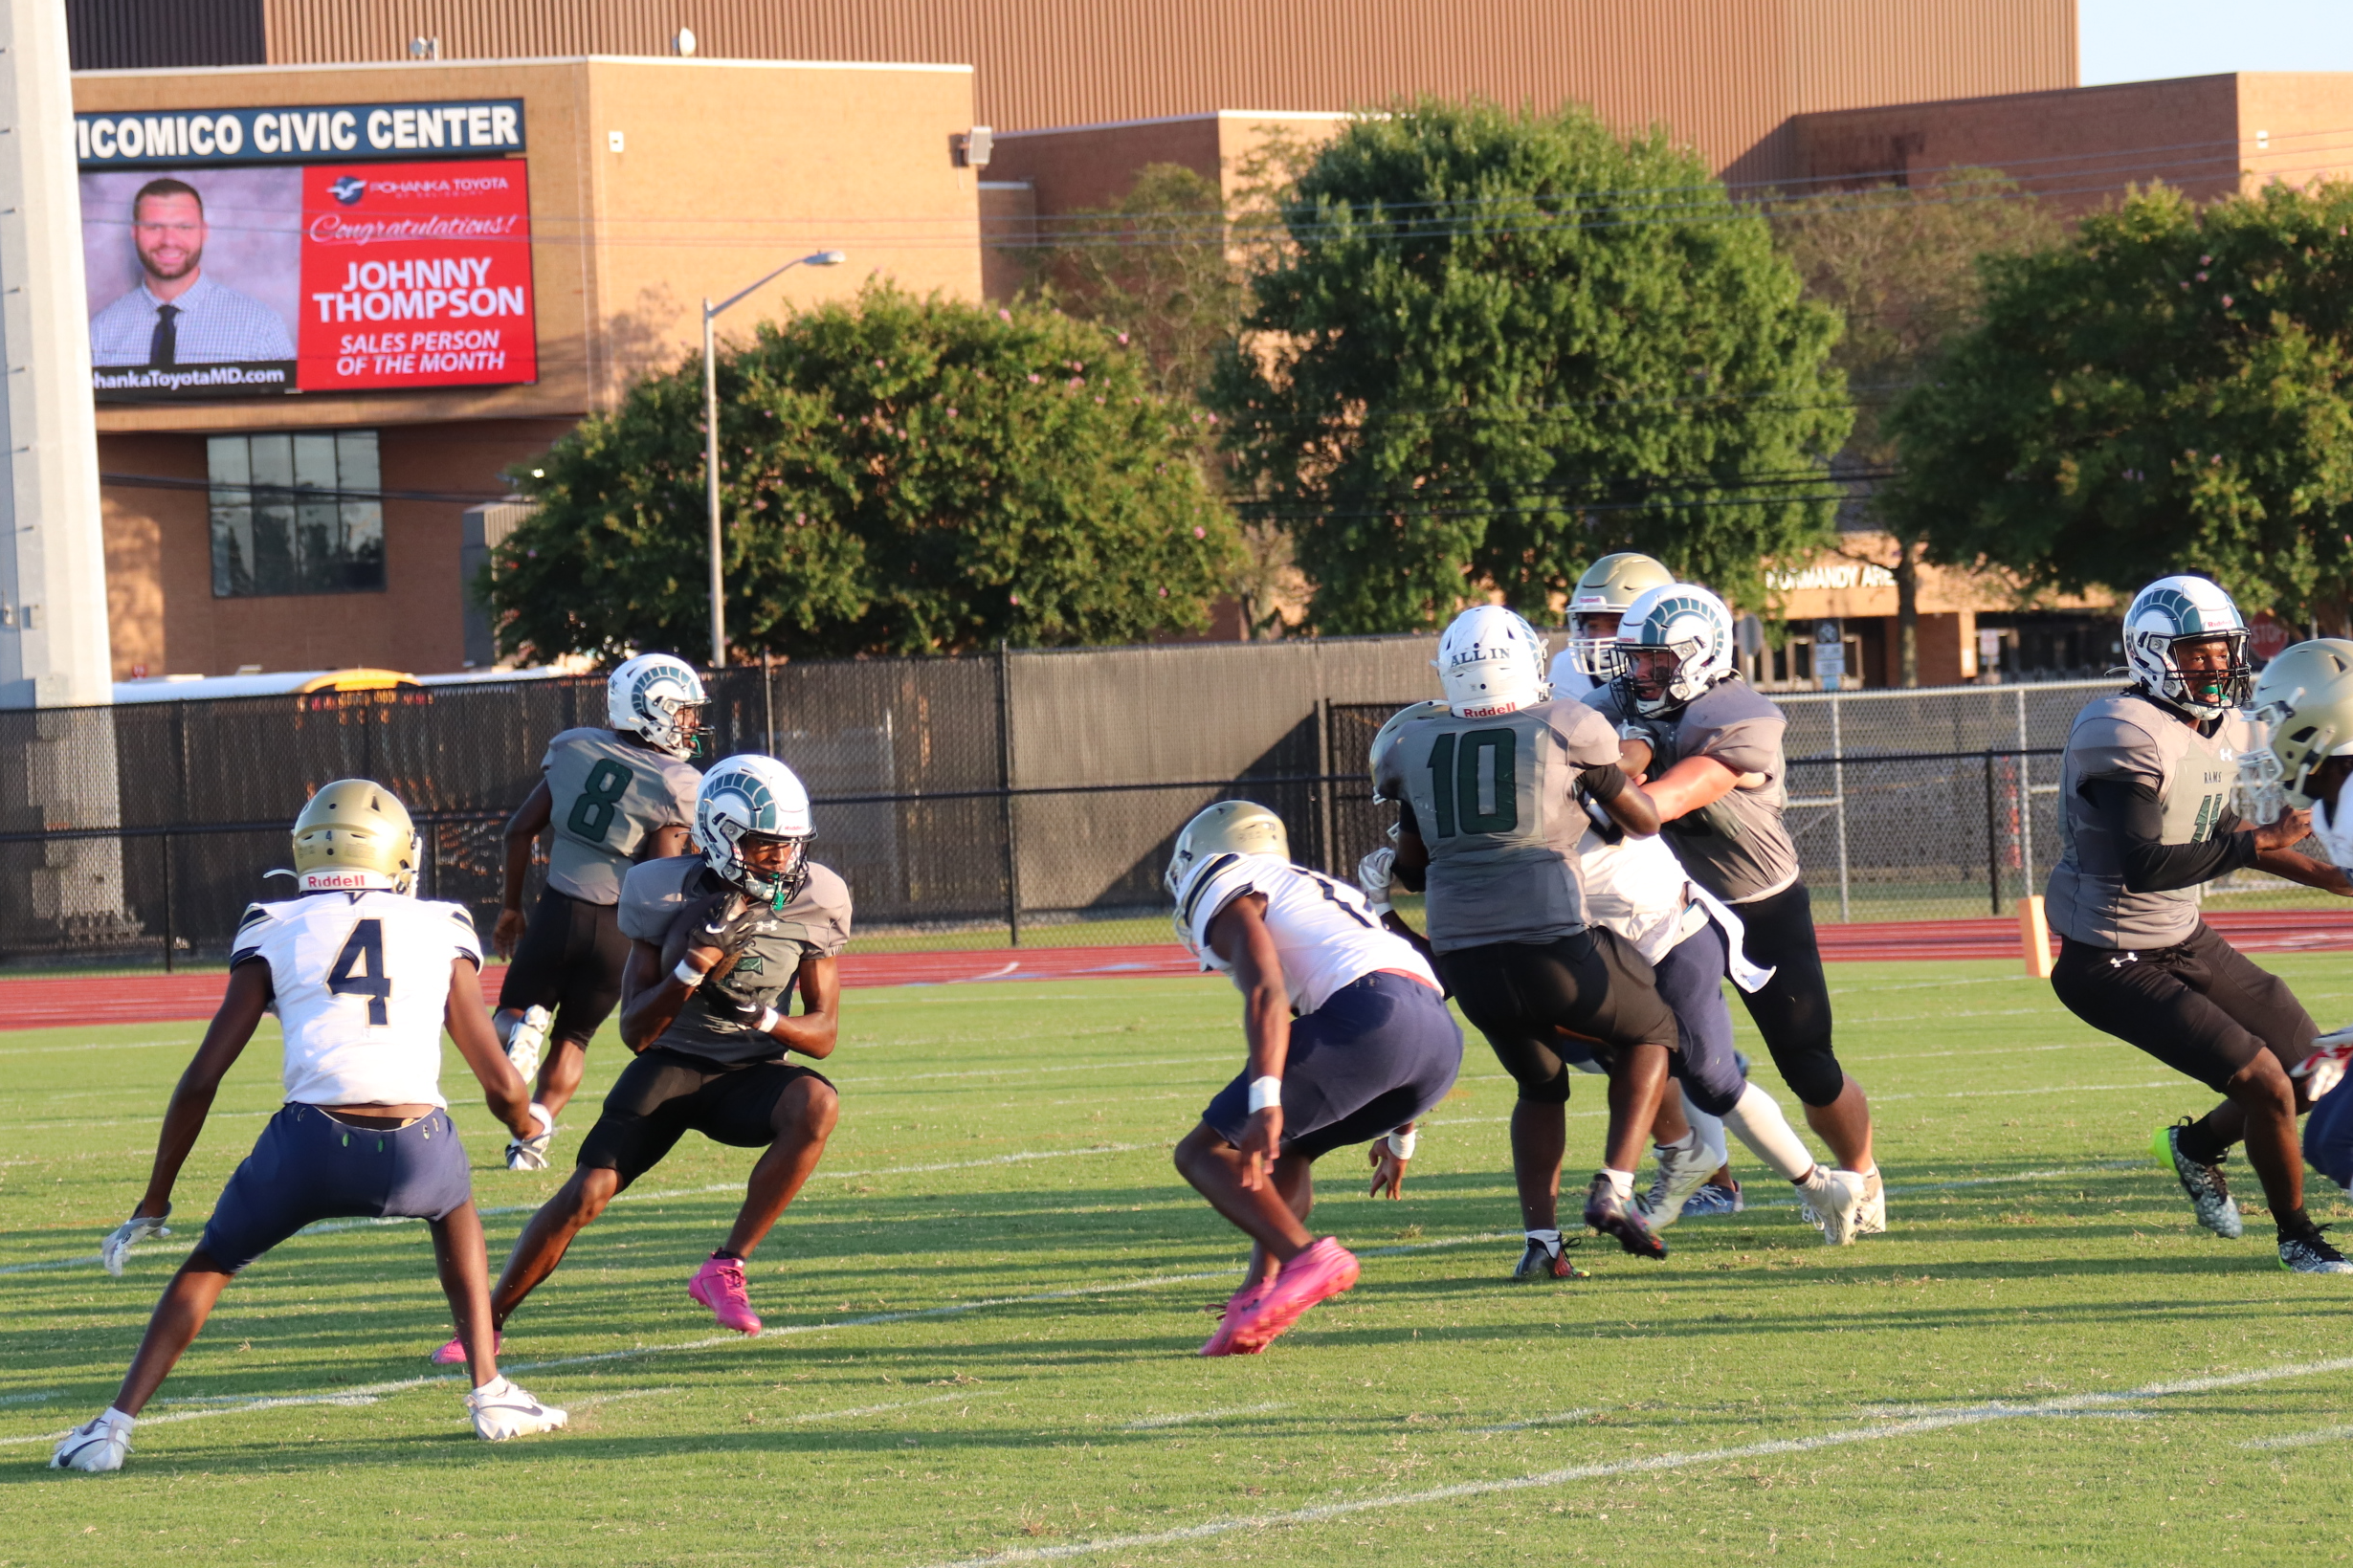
[696,892,769,956]
[2297,1026,2353,1101]
[101,1205,171,1277]
[699,980,764,1027]
[1357,848,1396,915]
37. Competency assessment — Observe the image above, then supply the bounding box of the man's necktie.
[149,303,179,367]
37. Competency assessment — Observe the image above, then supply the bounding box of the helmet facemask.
[2136,629,2253,719]
[710,822,812,911]
[642,691,710,760]
[1562,612,1630,680]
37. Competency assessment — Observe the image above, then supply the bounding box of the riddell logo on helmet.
[300,870,380,891]
[1457,701,1519,718]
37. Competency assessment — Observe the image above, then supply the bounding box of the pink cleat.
[1225,1237,1360,1353]
[688,1253,763,1335]
[430,1330,500,1366]
[1198,1276,1276,1357]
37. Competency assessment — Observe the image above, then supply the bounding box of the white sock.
[1847,1160,1879,1179]
[1722,1083,1818,1183]
[1654,1128,1699,1157]
[1680,1093,1731,1165]
[1602,1168,1635,1202]
[100,1406,135,1431]
[1525,1226,1563,1257]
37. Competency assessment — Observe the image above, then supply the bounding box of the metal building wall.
[66,0,266,70]
[232,1,2071,174]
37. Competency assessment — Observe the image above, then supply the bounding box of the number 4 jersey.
[230,890,485,1108]
[542,727,704,906]
[1371,698,1626,953]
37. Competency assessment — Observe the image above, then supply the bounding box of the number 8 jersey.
[541,728,704,905]
[230,890,485,1108]
[1371,697,1626,954]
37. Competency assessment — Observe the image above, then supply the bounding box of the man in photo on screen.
[89,178,296,367]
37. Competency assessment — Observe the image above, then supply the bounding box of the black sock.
[2275,1208,2319,1243]
[2175,1118,2229,1167]
[712,1248,743,1262]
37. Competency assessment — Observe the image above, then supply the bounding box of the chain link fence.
[0,656,2332,972]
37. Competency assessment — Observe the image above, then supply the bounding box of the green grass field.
[5,960,2352,1566]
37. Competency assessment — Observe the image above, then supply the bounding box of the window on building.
[208,432,385,597]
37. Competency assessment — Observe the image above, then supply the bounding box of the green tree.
[1207,99,1852,634]
[1884,181,2353,627]
[1773,170,2063,683]
[488,283,1242,662]
[1026,157,1307,638]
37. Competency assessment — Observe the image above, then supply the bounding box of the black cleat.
[2155,1119,2243,1239]
[2279,1227,2353,1275]
[1584,1175,1667,1260]
[1512,1236,1590,1280]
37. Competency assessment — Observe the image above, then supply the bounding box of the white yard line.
[2240,1423,2353,1450]
[1124,1402,1289,1430]
[0,1143,1156,1277]
[0,1037,201,1058]
[1466,1407,1595,1433]
[916,1357,2353,1567]
[0,1233,1521,1447]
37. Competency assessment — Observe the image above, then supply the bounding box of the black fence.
[1,663,2333,972]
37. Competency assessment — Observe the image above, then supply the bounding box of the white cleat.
[504,1129,553,1172]
[50,1412,133,1472]
[1797,1166,1864,1247]
[504,1005,552,1083]
[468,1377,566,1441]
[1637,1132,1729,1230]
[1848,1168,1887,1235]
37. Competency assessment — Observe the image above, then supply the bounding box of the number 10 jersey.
[541,727,704,906]
[230,889,485,1108]
[1371,698,1625,954]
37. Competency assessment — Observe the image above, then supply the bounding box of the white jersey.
[230,889,483,1108]
[1546,651,1598,703]
[1177,851,1437,1015]
[1577,820,1704,963]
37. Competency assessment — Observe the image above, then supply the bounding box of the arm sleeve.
[2078,777,2258,893]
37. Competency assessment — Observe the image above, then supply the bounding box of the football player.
[490,652,707,1171]
[1364,696,1859,1257]
[436,754,852,1356]
[1586,583,1887,1236]
[1550,551,1675,701]
[1168,802,1464,1355]
[55,782,565,1472]
[2120,627,2353,1270]
[1371,604,1682,1263]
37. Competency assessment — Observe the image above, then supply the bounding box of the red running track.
[7,909,2352,1031]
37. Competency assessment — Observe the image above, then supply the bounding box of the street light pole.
[702,249,846,669]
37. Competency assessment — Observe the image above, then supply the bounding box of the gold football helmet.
[291,779,421,894]
[2246,639,2353,810]
[1165,801,1289,905]
[1564,551,1676,676]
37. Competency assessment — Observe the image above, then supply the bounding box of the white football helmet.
[1367,699,1448,804]
[1435,605,1550,718]
[2121,574,2253,719]
[1613,583,1736,717]
[1563,551,1675,678]
[609,652,709,759]
[695,754,814,908]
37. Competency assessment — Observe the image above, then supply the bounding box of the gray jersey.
[618,855,854,1067]
[2046,692,2250,949]
[1370,697,1622,954]
[1584,677,1798,904]
[542,727,703,905]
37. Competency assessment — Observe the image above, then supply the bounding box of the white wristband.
[672,957,708,988]
[754,1005,783,1034]
[1247,1075,1283,1114]
[1385,1128,1418,1161]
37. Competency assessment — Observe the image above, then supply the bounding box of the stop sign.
[2249,611,2290,661]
